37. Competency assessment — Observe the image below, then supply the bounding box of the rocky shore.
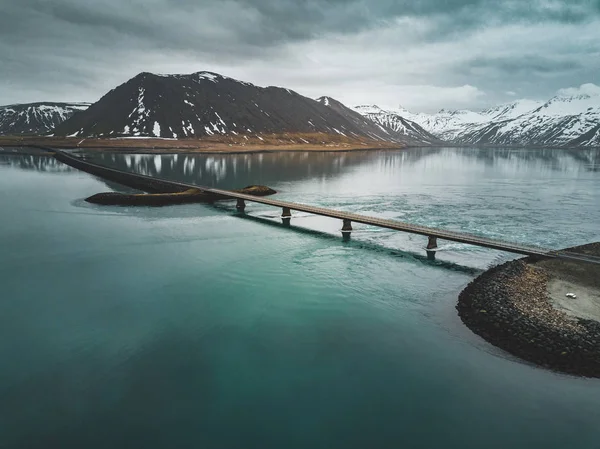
[457,243,600,377]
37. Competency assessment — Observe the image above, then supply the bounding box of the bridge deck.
[206,187,551,256]
[210,188,600,264]
[48,148,600,265]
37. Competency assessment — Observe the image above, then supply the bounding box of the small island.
[86,185,276,206]
[457,242,600,377]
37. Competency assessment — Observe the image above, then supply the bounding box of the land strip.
[0,133,406,154]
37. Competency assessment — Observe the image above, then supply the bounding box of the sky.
[1,0,599,113]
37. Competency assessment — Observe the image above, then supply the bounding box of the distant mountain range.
[2,73,598,148]
[353,105,443,145]
[0,102,89,135]
[51,71,420,146]
[355,92,600,147]
[316,96,440,145]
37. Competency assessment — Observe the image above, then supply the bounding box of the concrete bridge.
[199,187,600,264]
[46,147,600,265]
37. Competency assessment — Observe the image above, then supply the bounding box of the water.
[0,147,599,449]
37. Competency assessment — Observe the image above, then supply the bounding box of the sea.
[0,147,599,448]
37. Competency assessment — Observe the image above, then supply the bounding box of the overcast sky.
[2,0,599,112]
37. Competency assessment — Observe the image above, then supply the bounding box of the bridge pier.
[341,219,352,236]
[282,207,292,218]
[236,198,246,211]
[427,236,438,250]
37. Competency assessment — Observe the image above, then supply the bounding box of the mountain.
[356,94,600,147]
[0,102,89,135]
[480,99,544,121]
[356,100,546,142]
[459,95,600,147]
[317,97,398,141]
[352,105,443,145]
[354,104,493,141]
[53,72,415,145]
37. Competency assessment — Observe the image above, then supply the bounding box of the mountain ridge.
[52,71,418,146]
[0,102,90,135]
[356,93,600,147]
[352,105,442,145]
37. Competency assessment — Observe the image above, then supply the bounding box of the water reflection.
[87,151,396,189]
[0,154,75,172]
[372,148,600,176]
[85,147,600,189]
[2,148,599,183]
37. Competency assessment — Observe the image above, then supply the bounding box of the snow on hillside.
[356,92,600,147]
[0,102,90,135]
[531,94,599,117]
[352,105,441,144]
[480,99,543,121]
[54,72,419,145]
[452,93,600,146]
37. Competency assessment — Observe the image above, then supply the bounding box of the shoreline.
[0,144,414,157]
[1,135,598,155]
[0,134,414,155]
[457,242,600,378]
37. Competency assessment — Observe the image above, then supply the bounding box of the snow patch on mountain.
[353,105,442,144]
[54,73,421,145]
[356,91,600,147]
[481,99,543,121]
[0,102,90,135]
[451,93,600,146]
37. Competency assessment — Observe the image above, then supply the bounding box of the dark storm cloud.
[1,0,599,109]
[6,0,598,50]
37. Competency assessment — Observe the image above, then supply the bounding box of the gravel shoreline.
[457,243,600,377]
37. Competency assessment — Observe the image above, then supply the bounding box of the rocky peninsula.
[457,242,600,377]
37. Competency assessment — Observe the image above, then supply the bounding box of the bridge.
[45,147,600,265]
[199,187,600,264]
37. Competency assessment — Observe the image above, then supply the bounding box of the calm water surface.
[0,147,599,448]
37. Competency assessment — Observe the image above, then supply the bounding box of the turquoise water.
[0,148,599,448]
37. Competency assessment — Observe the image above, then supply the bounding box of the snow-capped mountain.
[453,94,600,147]
[54,72,419,145]
[356,93,600,147]
[450,94,600,147]
[355,105,494,141]
[0,102,89,135]
[480,99,544,121]
[352,105,442,145]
